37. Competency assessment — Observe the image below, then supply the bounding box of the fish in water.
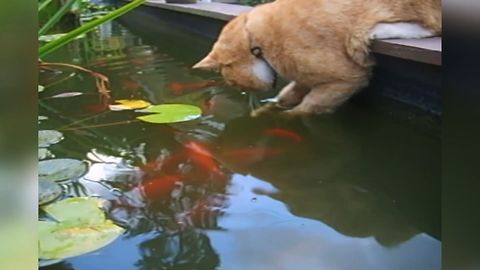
[142,175,181,201]
[167,80,219,95]
[185,141,223,176]
[263,128,303,143]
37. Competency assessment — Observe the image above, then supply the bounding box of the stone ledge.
[142,1,442,65]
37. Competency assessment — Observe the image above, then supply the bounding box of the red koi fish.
[140,151,187,174]
[142,175,181,201]
[167,80,219,95]
[185,141,223,175]
[263,128,303,143]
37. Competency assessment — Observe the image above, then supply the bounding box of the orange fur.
[193,0,441,114]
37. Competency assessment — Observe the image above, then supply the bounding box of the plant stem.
[38,0,55,12]
[39,0,145,58]
[39,0,78,36]
[59,119,140,131]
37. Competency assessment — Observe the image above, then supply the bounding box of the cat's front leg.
[285,81,361,115]
[250,81,310,117]
[276,81,311,108]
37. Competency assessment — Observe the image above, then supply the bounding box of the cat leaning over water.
[193,0,441,115]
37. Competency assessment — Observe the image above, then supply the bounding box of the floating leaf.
[39,148,54,160]
[39,158,88,182]
[136,104,202,124]
[39,180,63,206]
[39,197,124,260]
[109,99,151,111]
[50,92,84,98]
[39,130,64,148]
[38,85,45,92]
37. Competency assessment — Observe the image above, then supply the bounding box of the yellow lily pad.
[109,99,151,111]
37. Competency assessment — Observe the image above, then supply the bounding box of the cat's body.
[193,0,441,115]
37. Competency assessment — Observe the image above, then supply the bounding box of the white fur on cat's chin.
[252,59,275,86]
[369,22,434,40]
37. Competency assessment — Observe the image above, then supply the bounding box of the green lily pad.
[136,104,202,124]
[39,197,124,260]
[39,148,54,160]
[39,158,88,182]
[39,130,64,148]
[39,180,63,206]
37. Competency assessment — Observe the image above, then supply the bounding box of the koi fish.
[263,128,303,143]
[140,151,186,174]
[185,141,223,176]
[142,175,181,201]
[167,80,219,95]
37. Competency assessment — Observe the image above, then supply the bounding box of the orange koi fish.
[263,128,303,143]
[185,141,223,175]
[167,80,219,95]
[142,175,181,201]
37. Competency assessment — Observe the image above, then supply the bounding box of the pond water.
[39,15,441,270]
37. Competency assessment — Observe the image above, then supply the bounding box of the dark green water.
[39,18,440,270]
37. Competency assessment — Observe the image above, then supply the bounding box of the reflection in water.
[39,16,440,270]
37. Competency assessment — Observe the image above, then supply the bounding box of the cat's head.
[193,14,275,91]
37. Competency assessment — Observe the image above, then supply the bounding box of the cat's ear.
[192,55,220,71]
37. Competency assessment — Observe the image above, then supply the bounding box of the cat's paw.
[250,103,285,118]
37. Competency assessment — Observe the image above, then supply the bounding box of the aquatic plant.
[38,0,145,58]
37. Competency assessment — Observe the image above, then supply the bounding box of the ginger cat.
[193,0,441,115]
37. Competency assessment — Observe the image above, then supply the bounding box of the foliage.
[136,104,202,124]
[38,0,146,58]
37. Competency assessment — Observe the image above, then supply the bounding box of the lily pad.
[50,92,84,98]
[39,130,64,148]
[39,158,88,182]
[39,197,124,260]
[136,104,202,124]
[109,99,151,111]
[39,148,54,160]
[39,180,63,206]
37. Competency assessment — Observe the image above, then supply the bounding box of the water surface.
[39,18,440,270]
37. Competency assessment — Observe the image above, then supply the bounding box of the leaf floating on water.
[39,197,124,260]
[50,92,84,98]
[136,104,202,124]
[39,179,63,206]
[38,85,45,92]
[38,158,88,182]
[39,130,64,148]
[109,99,151,111]
[39,148,54,160]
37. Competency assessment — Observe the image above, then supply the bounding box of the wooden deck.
[142,1,441,66]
